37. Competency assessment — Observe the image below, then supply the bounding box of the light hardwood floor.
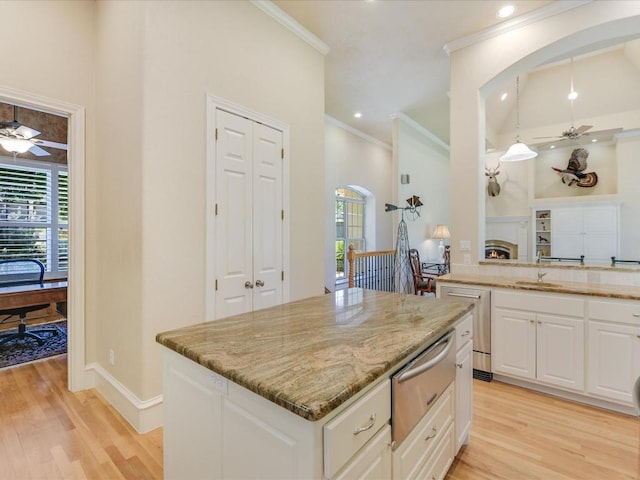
[0,354,162,479]
[447,379,639,480]
[1,355,637,479]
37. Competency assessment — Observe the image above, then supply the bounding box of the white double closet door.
[215,109,283,318]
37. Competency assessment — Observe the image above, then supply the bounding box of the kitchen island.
[156,288,473,479]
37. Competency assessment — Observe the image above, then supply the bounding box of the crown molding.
[443,1,593,55]
[325,115,392,151]
[251,1,330,56]
[390,113,450,152]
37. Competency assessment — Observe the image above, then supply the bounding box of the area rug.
[0,320,67,369]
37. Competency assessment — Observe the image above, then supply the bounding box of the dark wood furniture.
[0,258,67,345]
[408,249,435,295]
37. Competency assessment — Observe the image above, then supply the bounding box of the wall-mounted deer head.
[485,164,501,197]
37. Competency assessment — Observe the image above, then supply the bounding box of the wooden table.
[0,281,68,310]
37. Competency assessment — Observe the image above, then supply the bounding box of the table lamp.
[432,225,450,262]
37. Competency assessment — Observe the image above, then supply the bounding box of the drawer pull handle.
[456,362,464,368]
[353,413,376,435]
[461,330,471,337]
[425,427,437,441]
[633,313,640,318]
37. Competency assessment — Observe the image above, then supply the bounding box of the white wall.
[484,151,530,217]
[324,118,393,290]
[395,117,450,263]
[1,0,325,430]
[617,135,640,259]
[449,2,640,268]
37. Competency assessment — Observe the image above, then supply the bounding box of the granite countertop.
[156,288,472,422]
[438,273,640,300]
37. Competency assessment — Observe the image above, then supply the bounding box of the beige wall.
[449,2,640,267]
[1,0,325,411]
[0,1,98,368]
[395,118,450,263]
[96,1,325,401]
[324,119,393,290]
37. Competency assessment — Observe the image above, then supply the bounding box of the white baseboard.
[85,362,163,433]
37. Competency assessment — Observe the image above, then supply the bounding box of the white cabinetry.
[454,314,473,452]
[392,382,455,480]
[587,299,640,406]
[324,380,391,479]
[493,290,585,391]
[551,204,618,264]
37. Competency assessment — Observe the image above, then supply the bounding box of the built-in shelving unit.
[535,209,551,257]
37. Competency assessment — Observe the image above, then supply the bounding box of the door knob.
[244,281,254,289]
[255,279,265,287]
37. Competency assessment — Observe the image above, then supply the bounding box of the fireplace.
[485,239,518,260]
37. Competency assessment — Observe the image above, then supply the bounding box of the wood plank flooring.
[0,354,162,479]
[446,379,639,480]
[1,355,637,479]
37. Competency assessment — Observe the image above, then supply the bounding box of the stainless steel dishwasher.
[439,285,492,381]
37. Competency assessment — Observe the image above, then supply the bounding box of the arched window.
[335,187,365,281]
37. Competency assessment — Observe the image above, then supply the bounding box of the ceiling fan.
[0,105,68,157]
[532,57,622,149]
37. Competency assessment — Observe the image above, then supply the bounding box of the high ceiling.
[273,0,556,146]
[272,1,640,148]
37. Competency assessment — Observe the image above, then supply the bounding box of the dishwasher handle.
[446,292,481,300]
[396,331,454,383]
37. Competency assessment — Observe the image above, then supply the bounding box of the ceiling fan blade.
[533,135,563,140]
[28,145,50,157]
[582,127,623,137]
[31,139,68,151]
[14,124,40,139]
[574,125,593,135]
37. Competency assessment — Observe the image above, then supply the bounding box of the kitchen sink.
[514,280,563,288]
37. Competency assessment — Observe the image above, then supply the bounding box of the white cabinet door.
[252,122,284,311]
[215,110,254,318]
[455,340,473,451]
[551,208,583,258]
[587,320,640,404]
[215,109,283,318]
[333,425,392,480]
[536,314,584,391]
[551,205,617,263]
[493,307,536,379]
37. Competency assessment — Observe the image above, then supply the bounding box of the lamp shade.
[0,138,32,154]
[499,141,538,162]
[432,224,450,240]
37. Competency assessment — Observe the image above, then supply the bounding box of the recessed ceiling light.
[500,92,508,101]
[497,5,516,18]
[354,112,362,118]
[550,145,556,149]
[592,139,598,143]
[568,91,578,101]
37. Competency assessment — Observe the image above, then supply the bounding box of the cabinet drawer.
[493,290,584,317]
[324,379,391,479]
[419,422,455,480]
[588,299,640,324]
[392,382,454,480]
[455,313,473,348]
[332,424,391,480]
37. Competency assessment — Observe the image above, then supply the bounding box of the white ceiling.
[271,1,640,148]
[272,0,556,145]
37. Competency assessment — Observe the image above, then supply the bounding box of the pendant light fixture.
[500,75,538,162]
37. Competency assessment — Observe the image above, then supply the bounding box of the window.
[0,158,68,278]
[335,187,365,281]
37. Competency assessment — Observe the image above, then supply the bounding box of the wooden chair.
[408,249,435,296]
